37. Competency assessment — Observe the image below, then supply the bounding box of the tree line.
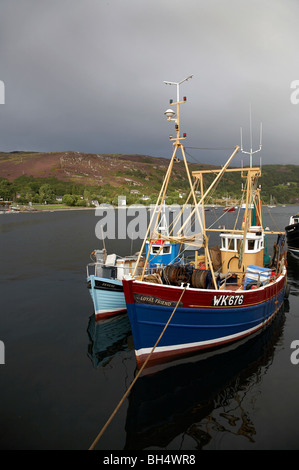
[0,164,299,206]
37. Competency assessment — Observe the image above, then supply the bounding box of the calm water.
[0,206,299,451]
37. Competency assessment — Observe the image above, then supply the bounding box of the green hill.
[0,151,298,205]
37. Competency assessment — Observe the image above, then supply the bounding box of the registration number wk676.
[212,294,244,306]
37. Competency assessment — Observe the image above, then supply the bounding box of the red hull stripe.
[95,308,127,320]
[123,273,286,309]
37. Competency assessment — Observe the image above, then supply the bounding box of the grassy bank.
[12,203,94,212]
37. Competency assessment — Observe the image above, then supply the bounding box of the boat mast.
[133,75,197,279]
[163,75,204,234]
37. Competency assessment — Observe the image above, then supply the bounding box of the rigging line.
[206,186,246,231]
[185,148,231,165]
[184,149,202,163]
[185,146,234,150]
[261,197,280,232]
[162,179,203,239]
[88,285,188,451]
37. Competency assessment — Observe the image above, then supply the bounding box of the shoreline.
[1,202,297,215]
[0,206,95,213]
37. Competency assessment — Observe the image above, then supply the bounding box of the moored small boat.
[87,249,144,320]
[285,213,299,256]
[223,206,236,213]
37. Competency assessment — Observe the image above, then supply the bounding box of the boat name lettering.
[134,294,182,308]
[94,280,123,292]
[212,294,244,306]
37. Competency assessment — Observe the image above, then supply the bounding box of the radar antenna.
[240,105,262,168]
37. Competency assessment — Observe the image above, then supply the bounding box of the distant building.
[118,196,126,206]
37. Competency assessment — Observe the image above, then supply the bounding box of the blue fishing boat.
[122,76,288,369]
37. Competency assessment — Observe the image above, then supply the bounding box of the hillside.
[0,150,298,205]
[0,150,216,187]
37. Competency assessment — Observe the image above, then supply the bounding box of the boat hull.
[88,275,126,320]
[285,222,299,254]
[122,272,286,367]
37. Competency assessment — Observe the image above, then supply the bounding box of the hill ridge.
[0,151,298,204]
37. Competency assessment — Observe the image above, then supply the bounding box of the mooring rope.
[88,284,188,450]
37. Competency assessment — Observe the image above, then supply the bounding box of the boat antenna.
[163,75,193,162]
[163,75,193,102]
[240,104,262,167]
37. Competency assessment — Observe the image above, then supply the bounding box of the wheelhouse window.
[247,240,255,250]
[151,245,172,255]
[221,236,238,251]
[228,238,235,251]
[221,234,264,253]
[221,238,227,250]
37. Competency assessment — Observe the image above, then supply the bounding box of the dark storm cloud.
[0,0,298,165]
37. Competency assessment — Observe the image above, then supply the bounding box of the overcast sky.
[0,0,298,166]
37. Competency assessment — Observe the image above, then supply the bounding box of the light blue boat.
[87,249,143,320]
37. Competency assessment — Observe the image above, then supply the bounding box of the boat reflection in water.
[124,304,286,450]
[87,314,132,368]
